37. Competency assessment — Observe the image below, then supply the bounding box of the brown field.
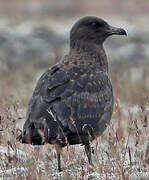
[0,0,149,179]
[0,63,149,180]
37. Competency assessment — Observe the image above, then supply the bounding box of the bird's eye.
[91,22,100,28]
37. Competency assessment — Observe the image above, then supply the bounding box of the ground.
[0,64,149,180]
[0,0,149,179]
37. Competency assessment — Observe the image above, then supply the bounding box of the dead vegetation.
[0,0,149,179]
[0,64,149,180]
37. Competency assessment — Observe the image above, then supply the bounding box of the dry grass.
[0,64,149,180]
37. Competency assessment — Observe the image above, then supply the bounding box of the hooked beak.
[107,25,127,36]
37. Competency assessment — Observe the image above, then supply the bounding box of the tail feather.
[19,127,44,145]
[19,111,64,145]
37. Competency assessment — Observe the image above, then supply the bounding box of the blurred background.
[0,0,149,105]
[0,1,149,179]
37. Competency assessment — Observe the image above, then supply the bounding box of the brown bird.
[19,16,127,171]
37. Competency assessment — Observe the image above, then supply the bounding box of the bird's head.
[70,16,127,48]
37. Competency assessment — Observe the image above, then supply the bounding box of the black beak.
[108,25,127,36]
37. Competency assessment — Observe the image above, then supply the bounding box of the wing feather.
[23,64,113,143]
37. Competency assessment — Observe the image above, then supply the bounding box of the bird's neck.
[68,41,108,72]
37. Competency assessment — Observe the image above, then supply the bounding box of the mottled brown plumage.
[20,16,127,171]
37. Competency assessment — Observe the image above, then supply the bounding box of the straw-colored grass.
[0,64,149,180]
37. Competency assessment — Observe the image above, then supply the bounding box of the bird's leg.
[57,152,62,172]
[55,144,62,172]
[85,144,94,166]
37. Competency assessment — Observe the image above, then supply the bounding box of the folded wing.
[22,64,113,145]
